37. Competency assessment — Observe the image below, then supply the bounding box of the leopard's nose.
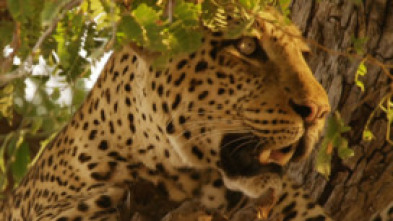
[289,100,330,123]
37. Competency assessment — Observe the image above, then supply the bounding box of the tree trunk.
[290,0,393,220]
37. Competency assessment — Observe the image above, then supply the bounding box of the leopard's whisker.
[175,129,254,148]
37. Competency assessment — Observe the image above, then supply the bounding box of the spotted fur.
[2,8,333,221]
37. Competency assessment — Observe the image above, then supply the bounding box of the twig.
[168,0,173,23]
[33,0,83,53]
[0,60,32,85]
[307,38,393,80]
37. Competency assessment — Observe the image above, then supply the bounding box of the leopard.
[1,7,333,221]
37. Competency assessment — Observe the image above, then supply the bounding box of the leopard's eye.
[237,37,257,55]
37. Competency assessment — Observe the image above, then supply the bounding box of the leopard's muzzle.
[219,132,308,178]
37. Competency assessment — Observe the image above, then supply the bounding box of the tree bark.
[290,0,393,220]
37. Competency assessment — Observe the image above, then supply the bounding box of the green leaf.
[174,1,201,26]
[118,15,143,44]
[51,88,61,100]
[341,126,352,133]
[130,3,168,51]
[15,134,24,149]
[316,140,332,179]
[357,61,367,76]
[81,0,120,31]
[6,0,34,22]
[133,3,161,27]
[72,80,88,108]
[362,129,375,141]
[0,21,14,52]
[0,134,13,174]
[30,118,43,134]
[239,0,262,10]
[226,18,254,39]
[351,35,368,55]
[30,132,57,166]
[41,117,55,132]
[325,115,339,139]
[11,141,30,183]
[41,0,70,26]
[355,81,365,92]
[386,105,393,122]
[6,136,17,162]
[337,138,354,159]
[0,171,5,194]
[145,25,167,51]
[350,0,363,5]
[201,2,228,32]
[317,112,353,177]
[53,21,69,67]
[278,0,292,10]
[170,28,202,54]
[355,61,367,92]
[0,84,14,125]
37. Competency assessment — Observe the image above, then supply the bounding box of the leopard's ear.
[128,42,161,62]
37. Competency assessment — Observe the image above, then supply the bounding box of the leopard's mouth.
[219,133,306,178]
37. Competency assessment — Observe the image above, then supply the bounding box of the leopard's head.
[133,7,330,198]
